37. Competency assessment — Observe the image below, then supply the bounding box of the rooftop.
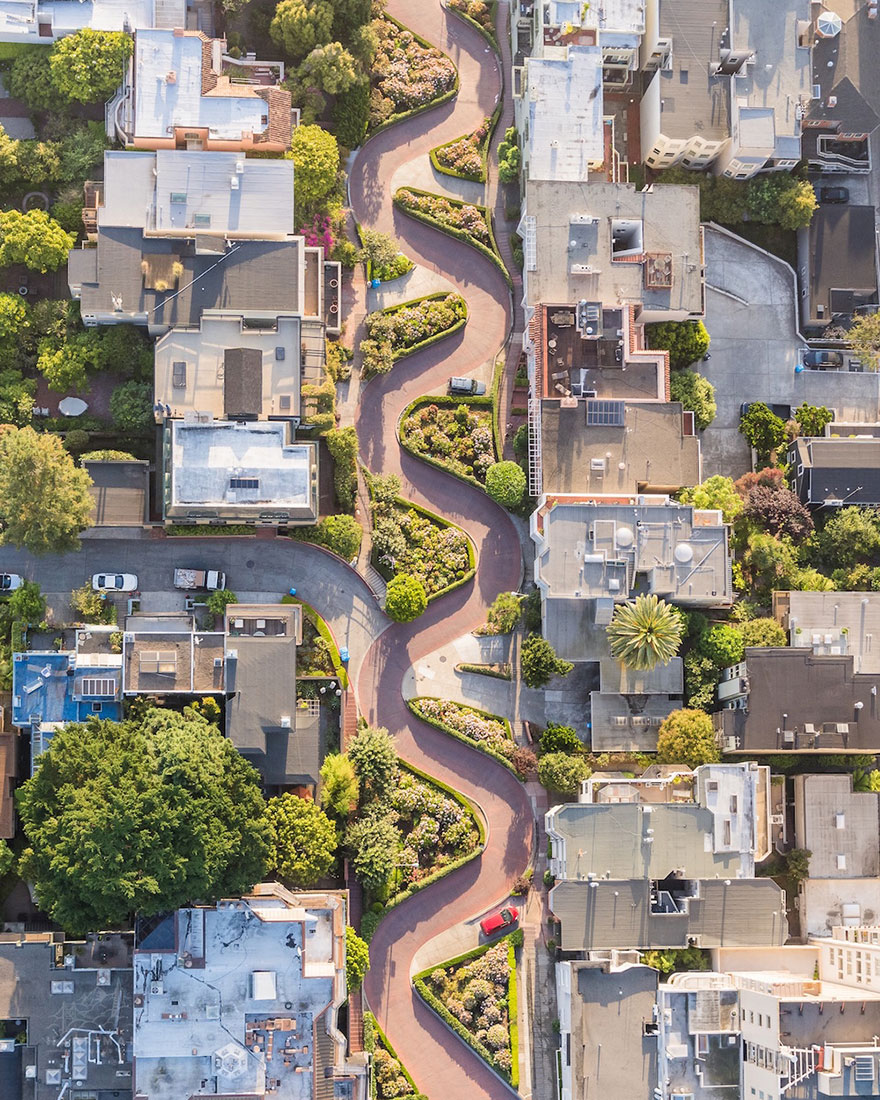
[523,180,703,320]
[793,774,880,879]
[655,0,731,142]
[12,650,122,733]
[804,205,878,324]
[807,0,880,138]
[801,878,880,938]
[790,436,880,507]
[98,150,296,239]
[545,0,645,35]
[523,47,605,181]
[775,590,880,674]
[155,313,303,420]
[589,691,680,752]
[165,420,317,523]
[123,630,225,694]
[84,458,150,526]
[0,0,176,40]
[658,980,741,1100]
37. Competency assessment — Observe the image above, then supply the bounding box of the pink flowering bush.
[399,401,496,483]
[370,17,456,126]
[365,292,466,356]
[433,118,490,181]
[389,771,479,887]
[411,698,515,759]
[300,214,334,254]
[448,0,494,36]
[427,940,512,1062]
[396,188,492,247]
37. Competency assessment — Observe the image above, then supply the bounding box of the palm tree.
[606,594,683,671]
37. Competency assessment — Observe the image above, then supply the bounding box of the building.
[546,763,783,951]
[794,773,880,879]
[0,929,133,1100]
[717,647,880,754]
[774,590,880,674]
[115,29,291,152]
[656,971,742,1100]
[133,883,367,1100]
[225,603,326,795]
[555,958,658,1100]
[530,494,732,662]
[162,419,318,526]
[0,0,182,44]
[789,435,880,508]
[802,205,878,329]
[589,657,683,752]
[122,614,225,696]
[84,457,150,527]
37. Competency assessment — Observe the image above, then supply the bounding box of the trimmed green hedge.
[429,87,503,184]
[281,594,348,690]
[398,394,496,492]
[445,0,499,50]
[406,697,519,776]
[456,662,512,680]
[507,938,519,1090]
[394,187,511,288]
[364,1012,427,1100]
[10,620,25,653]
[166,524,257,535]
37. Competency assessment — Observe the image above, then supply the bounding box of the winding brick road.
[350,3,533,1097]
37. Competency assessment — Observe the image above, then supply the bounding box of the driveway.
[700,226,880,478]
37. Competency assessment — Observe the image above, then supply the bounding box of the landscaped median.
[407,697,522,775]
[412,929,522,1090]
[393,187,511,286]
[445,0,499,50]
[398,395,498,490]
[430,117,493,183]
[362,292,468,377]
[364,1012,427,1100]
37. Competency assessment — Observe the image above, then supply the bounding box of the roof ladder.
[528,396,542,497]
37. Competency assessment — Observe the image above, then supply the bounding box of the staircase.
[153,0,186,28]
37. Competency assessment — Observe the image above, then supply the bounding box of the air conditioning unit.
[150,982,163,996]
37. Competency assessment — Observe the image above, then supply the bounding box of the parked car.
[740,402,792,421]
[820,186,849,204]
[92,573,138,592]
[173,568,226,591]
[0,574,22,592]
[480,905,519,936]
[449,376,486,396]
[801,349,844,369]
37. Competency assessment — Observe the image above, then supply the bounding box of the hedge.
[377,291,469,364]
[393,187,511,288]
[398,394,496,492]
[444,0,500,51]
[166,524,258,536]
[363,1012,428,1100]
[428,85,504,184]
[388,495,476,605]
[507,938,519,1090]
[10,620,25,653]
[406,697,519,776]
[456,662,511,680]
[281,594,349,689]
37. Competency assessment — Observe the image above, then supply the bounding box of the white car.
[0,574,23,592]
[92,573,138,592]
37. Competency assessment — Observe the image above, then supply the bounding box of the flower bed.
[409,697,515,762]
[399,398,496,486]
[364,1013,427,1100]
[365,292,467,366]
[281,595,348,688]
[431,118,491,182]
[413,935,519,1086]
[394,187,509,283]
[446,0,498,48]
[370,15,457,130]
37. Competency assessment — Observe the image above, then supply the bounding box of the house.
[793,774,880,879]
[801,205,878,329]
[0,929,133,1100]
[84,457,150,526]
[162,419,318,526]
[132,883,367,1100]
[530,494,732,662]
[589,657,683,752]
[0,0,182,44]
[656,973,742,1100]
[774,590,880,673]
[789,436,880,508]
[114,28,291,152]
[122,614,225,696]
[717,647,880,753]
[224,603,326,795]
[555,959,658,1100]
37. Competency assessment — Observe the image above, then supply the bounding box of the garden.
[431,118,492,182]
[408,697,519,769]
[364,1013,427,1100]
[369,15,458,130]
[446,0,498,46]
[413,933,520,1086]
[369,473,474,599]
[394,188,507,279]
[362,292,468,376]
[399,398,497,486]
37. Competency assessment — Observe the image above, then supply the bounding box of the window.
[170,191,187,203]
[193,213,211,227]
[229,477,259,490]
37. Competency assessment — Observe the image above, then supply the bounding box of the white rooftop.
[0,0,169,39]
[547,0,645,35]
[526,47,604,182]
[134,29,269,141]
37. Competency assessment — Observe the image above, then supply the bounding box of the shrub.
[483,591,522,634]
[696,623,745,669]
[63,429,90,454]
[395,188,492,249]
[325,426,359,512]
[646,320,710,369]
[109,380,152,433]
[432,118,490,181]
[521,633,573,688]
[205,589,238,616]
[739,403,787,458]
[485,461,526,508]
[314,514,362,560]
[736,617,787,648]
[384,574,428,622]
[794,402,833,438]
[364,293,466,363]
[370,16,456,127]
[670,369,716,430]
[656,709,720,768]
[538,752,590,795]
[539,724,581,755]
[410,698,515,761]
[399,399,496,485]
[346,925,369,992]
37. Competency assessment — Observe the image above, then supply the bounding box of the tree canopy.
[0,427,93,554]
[0,210,75,273]
[346,925,369,992]
[17,708,271,933]
[537,752,591,795]
[345,804,398,892]
[320,752,360,817]
[384,573,428,622]
[735,617,787,648]
[266,793,337,886]
[656,708,720,769]
[485,461,526,509]
[607,595,683,670]
[520,633,573,688]
[679,475,743,525]
[50,29,133,102]
[645,320,710,369]
[738,403,787,459]
[849,312,880,370]
[348,724,398,800]
[270,0,334,61]
[287,124,340,217]
[669,369,716,430]
[794,402,833,438]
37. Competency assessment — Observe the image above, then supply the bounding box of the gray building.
[789,436,880,509]
[774,590,880,675]
[793,774,880,879]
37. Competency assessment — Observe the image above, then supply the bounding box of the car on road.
[740,402,792,421]
[92,573,138,592]
[0,574,22,592]
[480,905,519,937]
[801,349,844,369]
[820,186,849,204]
[449,376,486,395]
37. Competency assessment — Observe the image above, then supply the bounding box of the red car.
[480,906,519,937]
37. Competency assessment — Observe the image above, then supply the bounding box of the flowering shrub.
[411,698,515,760]
[433,118,490,181]
[426,941,512,1066]
[448,0,495,37]
[370,17,456,126]
[399,401,496,483]
[365,293,467,356]
[373,1048,420,1099]
[300,214,334,254]
[389,770,479,887]
[395,188,492,247]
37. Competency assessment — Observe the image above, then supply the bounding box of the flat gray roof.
[775,590,880,675]
[794,774,880,879]
[524,47,604,181]
[589,691,679,752]
[807,206,878,322]
[84,458,150,526]
[655,0,731,142]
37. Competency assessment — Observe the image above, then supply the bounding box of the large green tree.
[645,320,710,369]
[266,793,337,886]
[537,752,591,796]
[669,369,716,430]
[287,124,340,217]
[0,210,74,273]
[17,708,271,933]
[110,379,153,432]
[384,573,427,622]
[0,427,93,553]
[656,708,720,768]
[521,633,573,688]
[270,0,334,61]
[848,311,880,370]
[607,595,683,671]
[738,403,787,458]
[320,753,360,817]
[297,42,358,95]
[345,804,398,892]
[348,724,398,799]
[678,475,743,525]
[50,29,132,102]
[485,461,526,509]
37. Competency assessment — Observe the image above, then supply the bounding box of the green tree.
[287,123,339,216]
[36,340,92,393]
[314,513,362,560]
[270,0,334,61]
[816,506,880,568]
[794,402,833,438]
[320,753,360,817]
[684,651,719,712]
[771,179,817,231]
[346,925,369,992]
[696,623,745,669]
[109,379,153,432]
[348,724,398,798]
[50,29,132,102]
[656,709,720,768]
[345,804,398,892]
[332,79,370,147]
[539,723,581,754]
[205,588,238,616]
[738,531,801,599]
[70,582,107,621]
[298,42,358,95]
[17,708,271,934]
[0,292,28,343]
[0,839,15,879]
[7,48,57,111]
[607,595,683,671]
[642,946,709,975]
[786,847,811,884]
[645,320,710,369]
[0,210,74,273]
[736,617,787,648]
[848,311,880,370]
[9,580,45,625]
[537,751,591,796]
[358,227,405,276]
[0,126,21,192]
[485,591,523,634]
[853,767,880,793]
[497,128,521,184]
[0,369,35,425]
[485,461,526,509]
[679,475,743,525]
[739,402,787,458]
[266,793,337,886]
[325,426,358,510]
[384,573,427,622]
[669,369,716,430]
[521,633,573,688]
[0,427,93,554]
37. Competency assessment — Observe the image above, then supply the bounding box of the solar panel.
[586,400,626,427]
[229,477,259,490]
[81,677,117,697]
